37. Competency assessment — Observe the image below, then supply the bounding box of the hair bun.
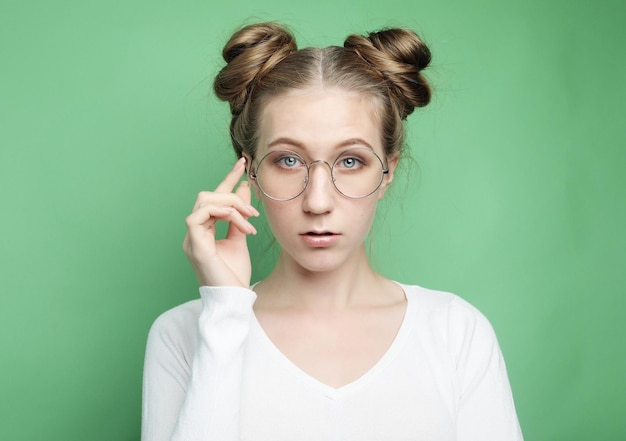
[214,23,297,115]
[344,28,432,118]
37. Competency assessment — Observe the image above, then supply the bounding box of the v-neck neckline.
[249,283,416,400]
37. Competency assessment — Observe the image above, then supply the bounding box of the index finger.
[215,157,246,194]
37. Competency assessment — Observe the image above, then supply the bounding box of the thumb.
[235,179,252,206]
[225,181,256,242]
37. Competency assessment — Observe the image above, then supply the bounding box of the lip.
[299,231,340,247]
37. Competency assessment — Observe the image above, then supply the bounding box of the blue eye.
[275,154,304,169]
[342,158,356,168]
[338,156,364,169]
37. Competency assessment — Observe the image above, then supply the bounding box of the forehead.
[257,87,383,156]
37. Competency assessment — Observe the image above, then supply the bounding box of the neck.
[256,246,387,312]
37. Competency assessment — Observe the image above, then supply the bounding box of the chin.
[280,247,360,275]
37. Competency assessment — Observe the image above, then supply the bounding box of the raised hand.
[182,157,260,287]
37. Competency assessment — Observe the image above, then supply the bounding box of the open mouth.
[300,231,340,247]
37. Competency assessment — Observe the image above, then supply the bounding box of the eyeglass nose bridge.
[302,159,337,187]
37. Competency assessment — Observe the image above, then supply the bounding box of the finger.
[215,206,257,235]
[187,205,256,235]
[193,192,258,217]
[225,181,258,242]
[226,212,256,242]
[214,157,246,194]
[234,181,260,217]
[235,179,251,205]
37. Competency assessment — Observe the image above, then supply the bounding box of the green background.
[1,0,624,439]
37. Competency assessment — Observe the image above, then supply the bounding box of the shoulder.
[398,283,499,349]
[150,298,203,332]
[146,299,203,358]
[399,283,486,318]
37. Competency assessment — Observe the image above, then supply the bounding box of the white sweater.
[142,284,523,441]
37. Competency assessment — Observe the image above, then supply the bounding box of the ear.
[243,153,261,200]
[377,154,399,200]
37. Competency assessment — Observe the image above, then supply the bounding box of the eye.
[274,153,305,169]
[336,155,366,170]
[340,157,360,168]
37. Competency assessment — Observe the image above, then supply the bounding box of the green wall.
[1,0,624,439]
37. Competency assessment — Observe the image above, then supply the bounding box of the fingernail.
[247,222,257,235]
[234,157,245,171]
[247,204,259,216]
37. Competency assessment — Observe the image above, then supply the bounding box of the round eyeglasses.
[248,148,389,201]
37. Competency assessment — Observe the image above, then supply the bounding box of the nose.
[301,161,335,214]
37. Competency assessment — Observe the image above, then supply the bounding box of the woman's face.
[248,87,397,274]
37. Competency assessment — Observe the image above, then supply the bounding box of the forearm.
[172,286,256,440]
[142,286,256,441]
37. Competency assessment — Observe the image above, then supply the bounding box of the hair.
[213,22,432,160]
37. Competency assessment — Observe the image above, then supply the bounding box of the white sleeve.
[448,298,524,441]
[141,286,257,441]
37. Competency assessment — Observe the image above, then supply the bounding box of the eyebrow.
[266,137,376,151]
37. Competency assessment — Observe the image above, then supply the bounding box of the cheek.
[339,198,380,237]
[261,200,296,234]
[360,201,380,231]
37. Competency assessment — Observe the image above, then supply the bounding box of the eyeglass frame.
[247,147,390,202]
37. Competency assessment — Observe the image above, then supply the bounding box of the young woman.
[142,22,523,441]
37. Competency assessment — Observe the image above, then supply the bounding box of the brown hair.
[213,22,431,159]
